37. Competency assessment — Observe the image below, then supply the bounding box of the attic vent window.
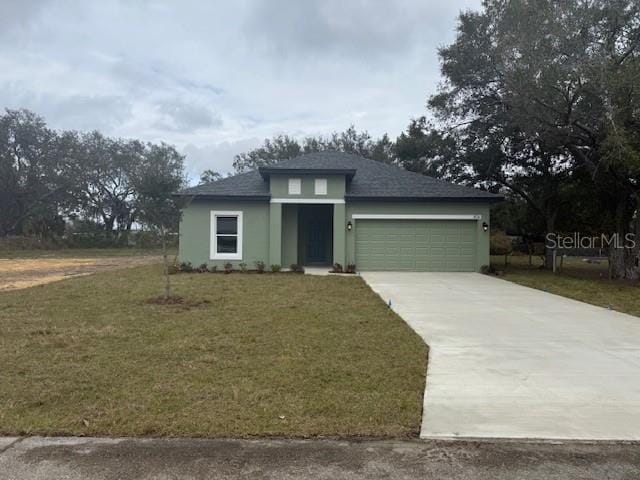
[288,178,301,195]
[315,178,327,195]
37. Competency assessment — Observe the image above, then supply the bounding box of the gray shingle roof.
[177,151,502,201]
[177,170,269,198]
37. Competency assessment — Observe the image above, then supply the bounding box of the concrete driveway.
[361,272,640,440]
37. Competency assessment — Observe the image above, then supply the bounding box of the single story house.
[175,151,502,271]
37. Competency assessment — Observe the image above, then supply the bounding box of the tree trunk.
[103,215,116,238]
[609,197,640,280]
[544,213,557,270]
[162,227,171,300]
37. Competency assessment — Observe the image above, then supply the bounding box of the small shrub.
[490,230,513,256]
[289,263,305,273]
[480,264,492,274]
[167,264,179,275]
[239,262,248,272]
[344,264,357,274]
[270,264,281,273]
[255,261,266,273]
[209,265,218,273]
[224,262,233,274]
[179,262,193,273]
[197,263,209,273]
[331,263,344,273]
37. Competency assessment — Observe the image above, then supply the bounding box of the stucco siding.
[281,204,298,266]
[269,174,345,199]
[179,198,492,272]
[178,199,270,268]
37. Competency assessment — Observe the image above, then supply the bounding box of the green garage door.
[355,219,477,271]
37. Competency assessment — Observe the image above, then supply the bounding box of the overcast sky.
[0,0,481,181]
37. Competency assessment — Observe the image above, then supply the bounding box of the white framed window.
[210,211,243,260]
[288,178,301,195]
[314,178,327,195]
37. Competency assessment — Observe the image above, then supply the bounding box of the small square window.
[288,178,301,195]
[315,178,327,195]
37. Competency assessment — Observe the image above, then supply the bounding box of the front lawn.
[0,265,427,438]
[492,256,640,317]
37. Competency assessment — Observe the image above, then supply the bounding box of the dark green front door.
[307,219,327,263]
[299,205,333,265]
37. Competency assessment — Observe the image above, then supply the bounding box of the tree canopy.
[425,0,640,277]
[232,126,395,172]
[0,109,186,240]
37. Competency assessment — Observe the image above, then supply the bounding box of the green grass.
[0,248,175,259]
[0,265,427,438]
[492,255,640,317]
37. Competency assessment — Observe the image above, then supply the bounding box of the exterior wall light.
[347,221,353,231]
[482,222,489,232]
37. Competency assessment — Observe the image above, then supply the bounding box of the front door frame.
[298,205,333,266]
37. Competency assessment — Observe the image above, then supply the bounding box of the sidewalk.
[1,436,639,479]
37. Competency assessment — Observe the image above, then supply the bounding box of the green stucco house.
[176,152,501,271]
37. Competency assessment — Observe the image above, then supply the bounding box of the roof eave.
[173,193,271,202]
[345,195,504,203]
[258,167,357,180]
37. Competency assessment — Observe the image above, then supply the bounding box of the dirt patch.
[0,256,162,291]
[145,295,186,305]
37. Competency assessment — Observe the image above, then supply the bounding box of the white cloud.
[0,0,483,182]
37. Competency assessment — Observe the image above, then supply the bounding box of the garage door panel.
[356,220,477,272]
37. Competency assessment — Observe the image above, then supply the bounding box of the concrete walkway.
[361,272,640,440]
[1,436,639,479]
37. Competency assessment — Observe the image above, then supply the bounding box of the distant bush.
[0,230,179,251]
[270,264,282,273]
[345,264,357,274]
[197,263,209,273]
[239,262,248,272]
[255,261,266,273]
[224,262,233,274]
[490,231,513,256]
[0,235,65,251]
[289,264,305,273]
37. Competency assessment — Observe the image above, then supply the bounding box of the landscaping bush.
[345,264,357,274]
[239,262,247,272]
[271,264,282,273]
[224,262,233,274]
[197,263,209,273]
[179,261,193,272]
[289,263,305,273]
[167,263,179,275]
[255,261,266,273]
[330,263,344,273]
[480,264,495,275]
